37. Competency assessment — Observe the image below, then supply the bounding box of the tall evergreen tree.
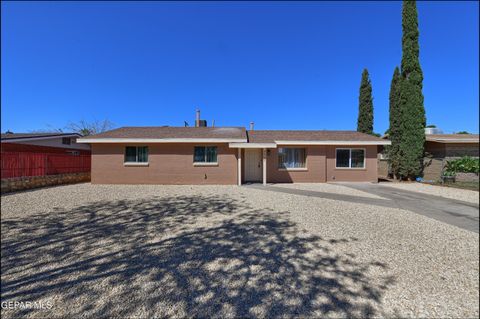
[386,67,401,179]
[398,0,426,179]
[357,69,374,134]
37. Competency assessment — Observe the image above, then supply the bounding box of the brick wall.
[455,172,479,182]
[377,159,389,178]
[1,172,90,194]
[422,158,445,181]
[445,143,479,158]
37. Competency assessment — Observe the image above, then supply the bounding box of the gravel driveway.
[378,182,479,204]
[261,183,479,233]
[1,184,478,318]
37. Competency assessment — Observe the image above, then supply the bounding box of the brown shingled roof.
[247,130,386,143]
[83,126,247,140]
[426,134,479,143]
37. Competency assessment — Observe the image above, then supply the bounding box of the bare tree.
[28,124,64,133]
[66,119,115,136]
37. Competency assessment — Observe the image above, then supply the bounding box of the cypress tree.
[398,0,425,179]
[357,69,374,134]
[386,67,401,179]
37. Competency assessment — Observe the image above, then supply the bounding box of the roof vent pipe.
[250,122,254,131]
[195,109,207,127]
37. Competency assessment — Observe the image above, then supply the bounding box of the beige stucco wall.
[91,143,237,184]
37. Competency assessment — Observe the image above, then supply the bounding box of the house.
[1,132,91,154]
[1,132,91,182]
[77,116,390,185]
[377,131,479,181]
[423,134,479,181]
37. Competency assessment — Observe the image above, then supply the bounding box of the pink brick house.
[78,123,390,185]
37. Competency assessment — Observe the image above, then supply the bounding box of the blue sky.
[1,1,478,134]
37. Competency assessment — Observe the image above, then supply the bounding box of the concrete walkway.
[246,183,479,233]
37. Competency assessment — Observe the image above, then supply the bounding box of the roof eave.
[77,138,248,143]
[1,133,82,143]
[229,142,277,148]
[426,138,479,143]
[274,140,391,145]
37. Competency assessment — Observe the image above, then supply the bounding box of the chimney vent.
[249,122,254,131]
[195,109,207,127]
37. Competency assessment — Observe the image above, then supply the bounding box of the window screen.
[62,137,71,145]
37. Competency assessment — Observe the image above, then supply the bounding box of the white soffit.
[77,138,248,143]
[426,138,479,143]
[274,140,391,145]
[229,142,277,148]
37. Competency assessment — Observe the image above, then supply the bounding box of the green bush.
[442,170,455,177]
[445,156,479,174]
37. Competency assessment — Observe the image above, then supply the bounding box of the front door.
[244,149,263,182]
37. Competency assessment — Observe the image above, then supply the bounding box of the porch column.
[237,148,242,186]
[262,148,267,186]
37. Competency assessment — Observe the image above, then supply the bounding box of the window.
[194,146,217,163]
[336,148,365,169]
[125,146,148,163]
[278,148,306,169]
[62,137,71,145]
[66,151,80,156]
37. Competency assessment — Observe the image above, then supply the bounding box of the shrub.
[445,156,479,174]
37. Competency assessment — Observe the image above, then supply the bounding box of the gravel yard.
[1,183,478,318]
[379,181,479,204]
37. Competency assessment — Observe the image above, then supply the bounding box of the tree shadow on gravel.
[1,195,395,318]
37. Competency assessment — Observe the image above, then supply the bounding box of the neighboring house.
[377,132,479,181]
[78,125,390,185]
[1,132,91,180]
[423,134,479,181]
[1,132,91,154]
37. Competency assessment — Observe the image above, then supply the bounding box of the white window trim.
[193,162,219,167]
[278,168,308,171]
[335,148,366,169]
[277,147,307,170]
[124,162,149,167]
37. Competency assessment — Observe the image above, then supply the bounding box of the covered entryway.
[244,149,263,182]
[230,143,274,186]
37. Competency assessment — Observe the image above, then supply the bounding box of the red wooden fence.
[1,152,91,179]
